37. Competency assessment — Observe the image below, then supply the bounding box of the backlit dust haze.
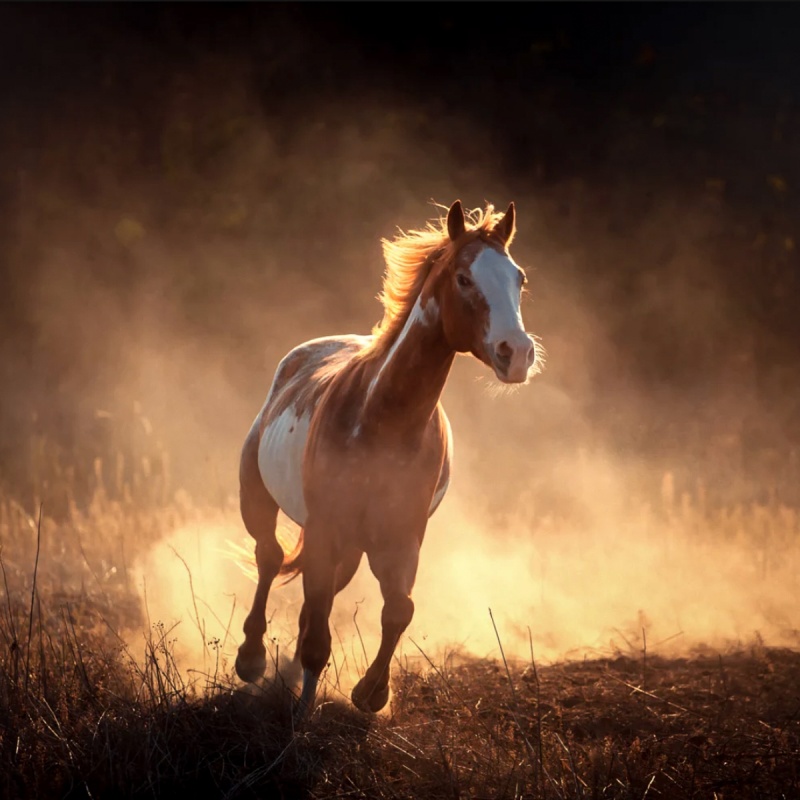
[2,5,800,695]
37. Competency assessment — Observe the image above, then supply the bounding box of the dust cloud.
[131,450,800,698]
[116,141,799,692]
[3,10,799,696]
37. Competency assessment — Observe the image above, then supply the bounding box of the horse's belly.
[258,410,450,527]
[257,405,311,526]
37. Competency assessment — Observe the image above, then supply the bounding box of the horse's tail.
[277,528,304,585]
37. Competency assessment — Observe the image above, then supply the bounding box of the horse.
[235,200,541,717]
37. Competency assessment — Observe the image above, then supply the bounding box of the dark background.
[2,2,800,516]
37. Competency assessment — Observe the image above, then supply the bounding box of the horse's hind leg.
[351,543,419,713]
[235,429,283,683]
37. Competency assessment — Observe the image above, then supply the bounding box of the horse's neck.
[360,296,454,435]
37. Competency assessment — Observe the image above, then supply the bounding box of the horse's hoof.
[351,678,390,713]
[235,644,267,683]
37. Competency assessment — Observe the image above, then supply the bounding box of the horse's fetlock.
[243,615,266,639]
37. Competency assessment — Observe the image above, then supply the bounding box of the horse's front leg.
[295,517,337,719]
[351,542,420,713]
[291,546,364,661]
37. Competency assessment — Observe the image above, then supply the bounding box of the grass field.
[2,455,800,800]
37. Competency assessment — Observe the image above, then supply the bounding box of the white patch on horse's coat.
[469,247,525,341]
[363,296,439,407]
[428,413,453,515]
[258,405,311,526]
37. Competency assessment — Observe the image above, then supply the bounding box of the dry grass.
[2,457,800,799]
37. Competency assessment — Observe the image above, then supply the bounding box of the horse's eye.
[456,273,473,289]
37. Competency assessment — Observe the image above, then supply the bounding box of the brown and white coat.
[236,200,541,716]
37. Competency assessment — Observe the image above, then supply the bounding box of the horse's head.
[434,200,538,384]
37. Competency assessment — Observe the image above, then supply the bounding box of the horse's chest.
[309,426,450,522]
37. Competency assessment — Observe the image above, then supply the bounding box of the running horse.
[235,200,541,716]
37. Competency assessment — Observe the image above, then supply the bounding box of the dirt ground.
[382,645,800,798]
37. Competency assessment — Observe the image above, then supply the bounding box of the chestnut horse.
[235,200,540,716]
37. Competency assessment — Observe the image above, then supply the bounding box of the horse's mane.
[362,203,507,358]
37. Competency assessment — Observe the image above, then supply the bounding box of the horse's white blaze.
[364,296,438,405]
[470,246,533,382]
[258,404,311,526]
[470,247,525,340]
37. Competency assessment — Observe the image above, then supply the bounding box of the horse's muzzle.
[491,332,536,383]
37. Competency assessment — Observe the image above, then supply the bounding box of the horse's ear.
[494,202,516,246]
[447,200,466,241]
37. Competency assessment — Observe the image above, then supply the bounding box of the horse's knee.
[382,594,414,632]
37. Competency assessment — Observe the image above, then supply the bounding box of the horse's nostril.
[495,340,513,369]
[526,342,535,365]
